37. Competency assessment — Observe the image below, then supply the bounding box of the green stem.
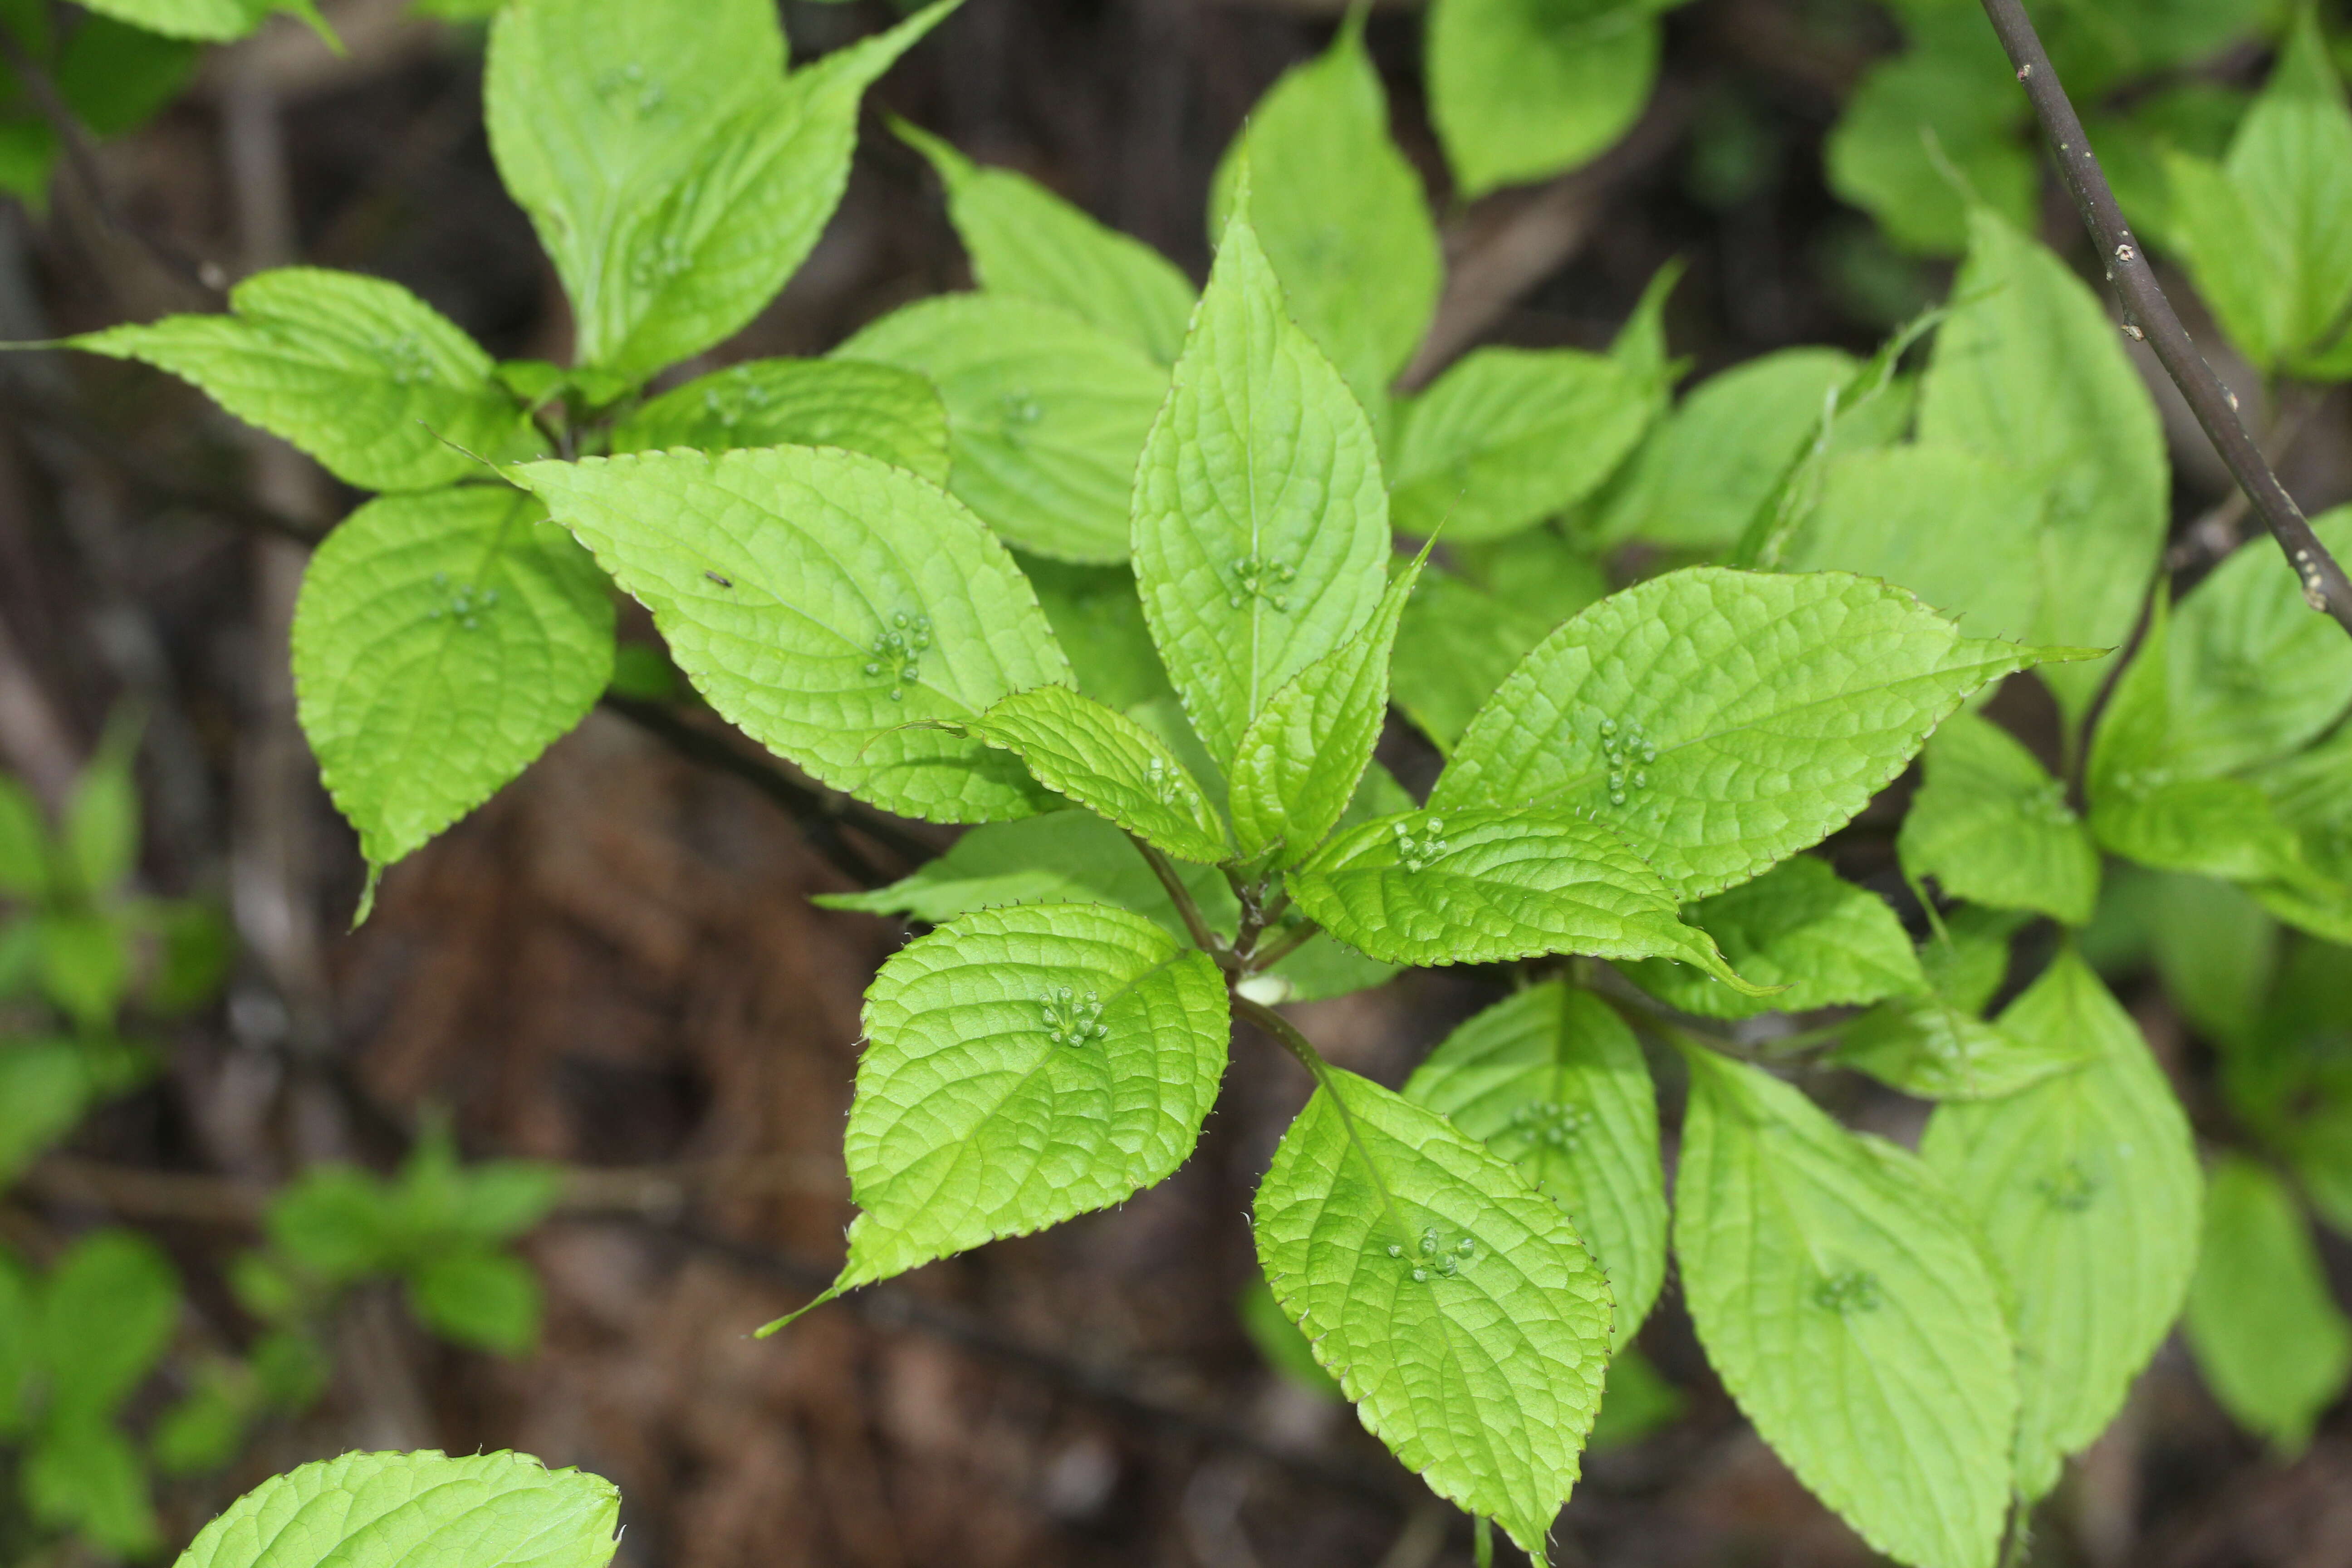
[1127,832,1230,965]
[1234,994,1333,1083]
[1245,917,1321,975]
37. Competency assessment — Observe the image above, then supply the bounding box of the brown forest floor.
[3,1,2351,1565]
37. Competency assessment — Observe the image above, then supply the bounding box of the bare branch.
[1976,0,2352,638]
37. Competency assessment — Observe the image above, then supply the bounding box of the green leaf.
[1254,1064,1612,1563]
[2081,592,2316,883]
[2166,13,2352,373]
[518,446,1069,823]
[268,1166,397,1282]
[1917,209,2169,724]
[1922,951,2203,1499]
[0,1246,30,1436]
[2150,872,2279,1047]
[1824,22,2034,256]
[73,270,540,493]
[2093,775,2312,883]
[1209,24,1439,406]
[956,684,1228,863]
[1786,444,2048,648]
[1674,1048,2016,1568]
[1593,347,1867,550]
[40,1229,178,1426]
[610,358,950,481]
[293,488,614,876]
[1130,198,1392,764]
[35,911,129,1031]
[2184,1155,2352,1454]
[484,0,951,382]
[152,1362,255,1478]
[73,0,270,42]
[838,294,1167,562]
[821,806,1394,1002]
[893,119,1195,364]
[1229,557,1420,867]
[1898,710,2099,926]
[1403,982,1666,1347]
[173,1450,620,1568]
[822,902,1228,1297]
[0,773,47,898]
[25,1420,158,1557]
[1287,805,1754,981]
[54,18,200,138]
[408,1251,541,1357]
[1017,559,1172,711]
[1389,348,1656,543]
[1623,854,1924,1020]
[1389,569,1553,758]
[1831,908,2091,1101]
[63,723,139,897]
[816,808,1217,926]
[0,1039,89,1183]
[1427,0,1662,198]
[1734,314,1937,569]
[1432,567,2085,899]
[2157,509,2352,778]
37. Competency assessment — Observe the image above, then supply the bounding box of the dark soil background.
[2,1,2349,1565]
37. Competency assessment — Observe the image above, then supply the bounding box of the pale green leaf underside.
[1229,557,1419,867]
[2159,507,2352,779]
[1917,209,2169,724]
[2183,1155,2352,1455]
[839,902,1228,1290]
[1835,995,2092,1102]
[517,445,1068,823]
[815,808,1392,1002]
[1786,444,2048,650]
[1131,204,1392,764]
[1594,347,1862,550]
[292,487,614,872]
[486,0,950,381]
[1209,24,1440,405]
[1676,1049,2016,1568]
[2169,15,2352,373]
[1403,983,1666,1348]
[1428,0,1661,198]
[1256,1066,1611,1564]
[1922,952,2201,1499]
[838,293,1169,562]
[1625,853,1923,1020]
[1289,805,1753,983]
[1389,347,1655,543]
[960,685,1229,863]
[73,268,539,493]
[173,1450,618,1568]
[1823,39,2033,256]
[1898,710,2098,925]
[896,120,1196,365]
[610,357,950,482]
[1432,568,2082,900]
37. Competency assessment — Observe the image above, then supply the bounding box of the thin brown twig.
[1976,0,2352,638]
[600,695,941,887]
